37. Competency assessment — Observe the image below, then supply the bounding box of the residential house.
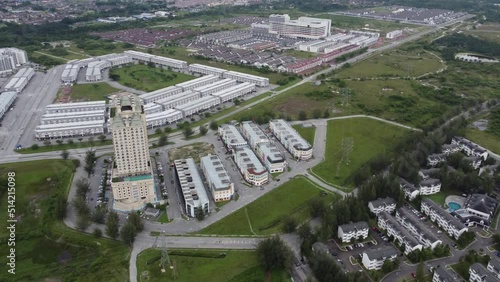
[469,262,500,282]
[400,178,420,200]
[427,153,447,167]
[442,143,460,155]
[452,136,489,161]
[419,178,441,195]
[395,208,442,250]
[368,197,397,215]
[420,198,468,240]
[361,246,399,270]
[487,257,500,279]
[432,267,455,282]
[377,211,423,255]
[337,221,369,243]
[455,194,499,227]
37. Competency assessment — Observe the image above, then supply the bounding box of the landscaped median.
[197,176,337,236]
[136,249,289,282]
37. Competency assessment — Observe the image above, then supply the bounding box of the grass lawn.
[68,83,120,102]
[0,160,130,282]
[198,176,337,235]
[284,49,317,59]
[423,190,464,206]
[336,47,444,78]
[157,212,170,223]
[316,14,416,33]
[293,124,316,145]
[465,127,500,155]
[136,249,289,282]
[168,142,215,163]
[17,140,112,154]
[311,117,408,188]
[110,64,195,92]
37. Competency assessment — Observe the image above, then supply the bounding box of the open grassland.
[424,189,464,206]
[311,118,408,188]
[69,82,120,102]
[316,14,417,33]
[335,47,444,78]
[0,160,129,282]
[110,64,195,92]
[293,124,316,145]
[137,249,288,282]
[466,127,500,155]
[198,177,336,235]
[17,140,113,154]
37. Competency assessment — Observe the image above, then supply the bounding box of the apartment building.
[222,71,269,87]
[124,50,187,69]
[455,193,499,227]
[174,158,210,217]
[442,143,460,155]
[255,142,287,173]
[210,82,256,103]
[154,90,201,109]
[395,208,442,249]
[200,154,234,202]
[0,48,28,74]
[240,121,269,149]
[452,136,489,160]
[400,178,420,200]
[368,197,396,215]
[175,95,220,118]
[487,258,500,279]
[233,145,269,186]
[145,109,183,128]
[0,91,17,120]
[432,267,455,282]
[269,119,313,160]
[143,103,163,115]
[419,178,442,195]
[40,110,105,125]
[427,153,447,167]
[35,120,105,139]
[110,93,156,210]
[176,75,219,91]
[219,124,247,151]
[188,63,228,77]
[421,198,468,239]
[469,263,500,282]
[361,246,399,270]
[45,101,106,114]
[464,156,482,170]
[193,78,237,96]
[3,67,35,93]
[61,64,79,84]
[139,86,183,104]
[337,221,369,243]
[378,211,423,255]
[268,14,331,39]
[419,168,440,180]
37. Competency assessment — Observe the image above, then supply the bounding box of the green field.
[198,177,336,235]
[0,160,129,281]
[68,83,120,102]
[17,140,113,154]
[137,249,288,282]
[157,212,170,223]
[336,48,444,78]
[293,124,316,145]
[316,14,416,33]
[110,64,195,92]
[311,117,408,188]
[424,190,464,206]
[466,127,500,155]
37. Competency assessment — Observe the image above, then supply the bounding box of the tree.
[415,262,425,282]
[323,109,330,118]
[158,134,168,146]
[155,128,163,135]
[195,206,205,221]
[309,250,348,282]
[93,228,103,238]
[199,125,208,136]
[72,196,90,216]
[88,136,94,144]
[56,139,63,145]
[43,140,51,146]
[120,222,137,245]
[67,139,74,145]
[75,178,90,198]
[256,236,293,271]
[309,197,327,218]
[297,223,313,242]
[127,212,144,232]
[312,108,322,119]
[52,194,67,220]
[30,144,39,150]
[76,214,90,231]
[91,205,108,224]
[209,120,218,131]
[105,211,120,239]
[298,110,307,121]
[98,134,106,142]
[493,233,500,251]
[84,150,97,176]
[61,149,69,160]
[282,216,297,233]
[182,127,194,138]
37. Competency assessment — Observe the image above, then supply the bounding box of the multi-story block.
[464,156,482,170]
[268,14,331,39]
[419,168,440,180]
[200,154,234,202]
[337,221,369,243]
[154,90,201,109]
[3,67,35,93]
[442,143,460,155]
[124,50,187,69]
[175,95,220,118]
[222,71,269,87]
[61,64,80,84]
[255,142,287,173]
[419,178,441,195]
[269,119,313,160]
[45,101,106,114]
[175,75,219,91]
[240,121,269,149]
[469,263,500,282]
[487,258,500,279]
[188,64,228,77]
[139,86,183,104]
[145,109,183,128]
[110,93,156,210]
[454,194,499,227]
[395,208,442,249]
[427,153,447,167]
[378,211,423,255]
[219,124,247,151]
[210,82,256,103]
[420,198,468,239]
[368,197,397,215]
[432,267,455,282]
[233,145,268,186]
[361,246,399,270]
[452,136,489,160]
[173,158,210,217]
[193,78,237,96]
[0,91,17,120]
[400,179,420,200]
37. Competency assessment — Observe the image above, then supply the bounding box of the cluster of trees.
[406,244,451,263]
[304,90,334,100]
[335,48,368,63]
[488,108,500,137]
[256,236,294,271]
[72,178,107,231]
[433,34,500,60]
[309,250,348,282]
[84,150,97,177]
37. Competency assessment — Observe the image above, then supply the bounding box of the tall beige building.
[110,93,156,210]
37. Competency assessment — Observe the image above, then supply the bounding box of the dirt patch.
[168,142,215,163]
[272,96,333,116]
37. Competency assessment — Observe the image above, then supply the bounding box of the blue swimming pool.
[449,202,461,212]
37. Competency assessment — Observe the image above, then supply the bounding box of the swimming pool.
[448,202,461,212]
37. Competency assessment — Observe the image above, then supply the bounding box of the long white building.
[255,142,287,173]
[175,95,220,117]
[211,82,256,103]
[61,64,80,84]
[143,103,163,115]
[174,158,210,217]
[188,64,228,77]
[3,67,35,93]
[240,121,269,149]
[338,221,369,243]
[268,14,331,39]
[219,124,247,151]
[124,50,187,69]
[233,145,269,186]
[378,211,423,255]
[200,154,234,202]
[35,120,105,139]
[193,78,237,96]
[421,198,468,240]
[139,86,183,104]
[0,48,28,75]
[269,119,313,160]
[86,61,110,82]
[145,109,183,128]
[176,75,219,91]
[0,91,17,119]
[222,71,269,87]
[395,208,442,250]
[362,247,399,271]
[40,110,105,125]
[45,101,106,114]
[154,90,201,109]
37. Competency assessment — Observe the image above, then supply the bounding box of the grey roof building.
[433,267,455,282]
